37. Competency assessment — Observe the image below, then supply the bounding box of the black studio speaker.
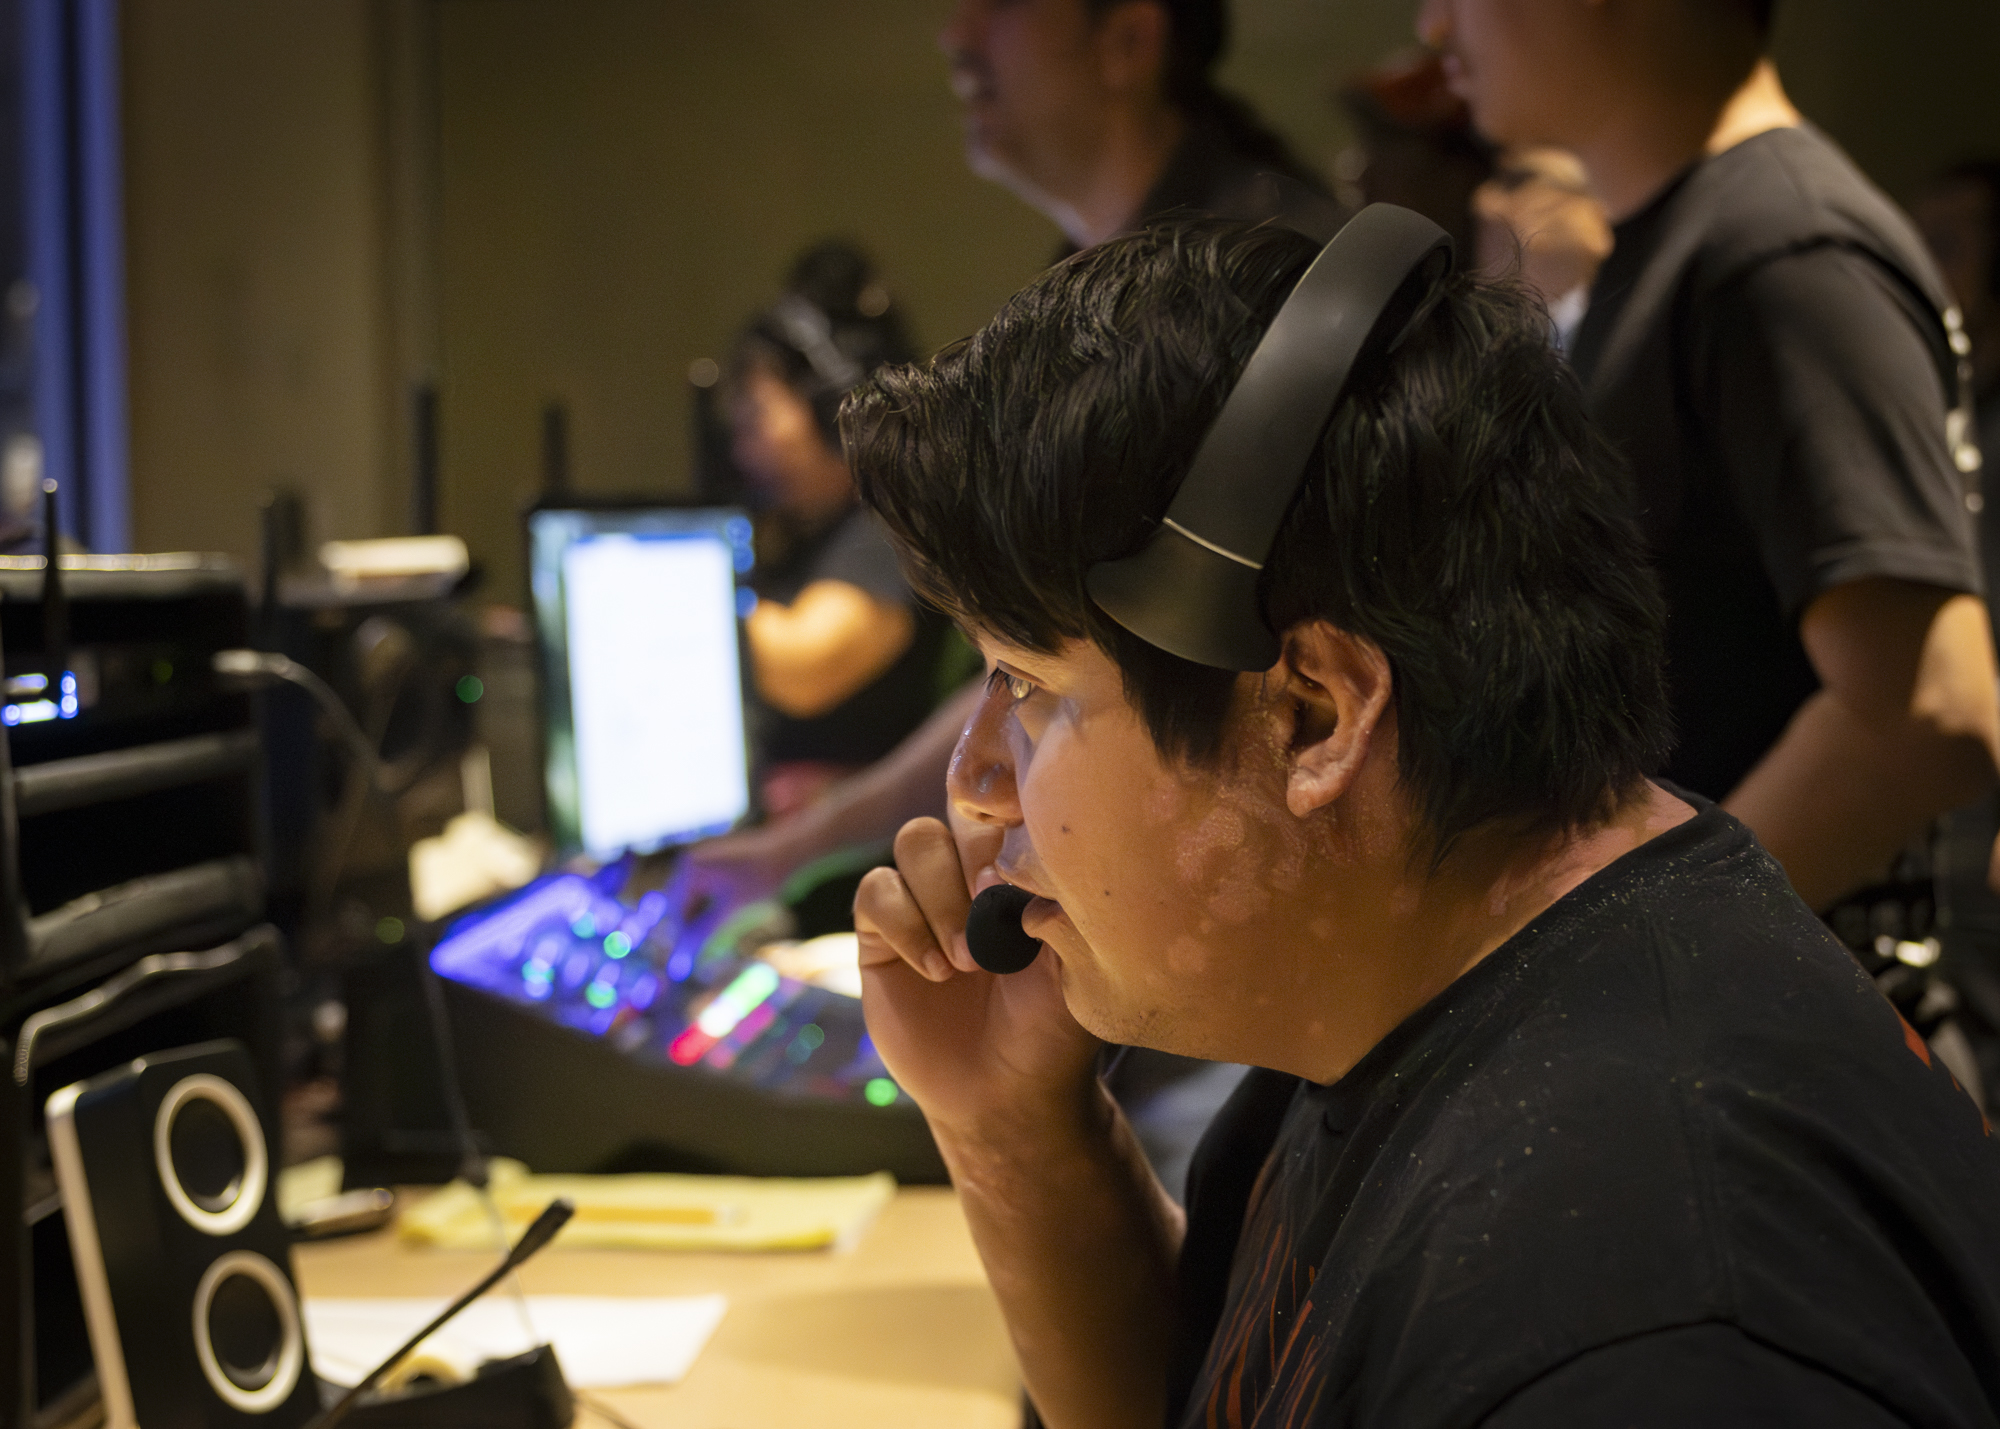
[43,1039,317,1429]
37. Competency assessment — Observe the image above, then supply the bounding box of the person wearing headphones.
[845,216,2000,1429]
[726,242,950,819]
[685,0,1338,901]
[1419,0,1999,922]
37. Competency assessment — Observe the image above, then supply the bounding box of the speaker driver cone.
[192,1251,305,1413]
[154,1073,268,1235]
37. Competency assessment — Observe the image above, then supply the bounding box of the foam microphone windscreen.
[965,884,1041,974]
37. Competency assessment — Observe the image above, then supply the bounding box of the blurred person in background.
[1421,0,2000,934]
[1330,49,1491,261]
[1474,145,1611,348]
[1330,51,1607,348]
[942,0,1341,252]
[727,242,952,820]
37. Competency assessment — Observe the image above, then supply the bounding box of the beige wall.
[123,0,399,567]
[122,0,2000,583]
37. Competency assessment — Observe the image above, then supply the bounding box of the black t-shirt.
[1051,113,1348,267]
[1169,802,2000,1428]
[1135,115,1347,243]
[1569,126,1981,800]
[752,504,948,766]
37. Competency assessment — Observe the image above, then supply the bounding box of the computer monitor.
[527,502,756,859]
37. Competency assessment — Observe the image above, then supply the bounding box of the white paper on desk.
[304,1294,728,1388]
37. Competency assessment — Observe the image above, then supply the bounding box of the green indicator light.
[572,917,596,939]
[864,1078,898,1108]
[376,917,405,944]
[798,1023,825,1050]
[585,981,617,1009]
[604,931,632,959]
[151,659,174,684]
[456,675,484,704]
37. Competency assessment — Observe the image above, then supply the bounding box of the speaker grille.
[192,1251,305,1413]
[153,1072,267,1235]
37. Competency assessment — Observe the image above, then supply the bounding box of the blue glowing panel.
[429,867,893,1103]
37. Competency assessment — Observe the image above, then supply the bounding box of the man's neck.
[1045,101,1186,248]
[1273,782,1695,1085]
[1574,57,1802,224]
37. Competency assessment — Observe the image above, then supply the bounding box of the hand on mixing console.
[677,819,801,910]
[854,816,1101,1138]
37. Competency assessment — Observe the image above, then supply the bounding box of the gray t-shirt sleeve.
[1702,243,1980,618]
[808,509,915,608]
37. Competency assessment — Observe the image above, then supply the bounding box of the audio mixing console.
[428,862,944,1181]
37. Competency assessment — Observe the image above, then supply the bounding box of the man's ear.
[1274,621,1394,819]
[1094,0,1172,95]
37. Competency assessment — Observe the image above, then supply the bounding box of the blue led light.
[736,588,757,618]
[628,973,659,1011]
[666,947,695,982]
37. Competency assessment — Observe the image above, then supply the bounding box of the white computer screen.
[530,507,754,858]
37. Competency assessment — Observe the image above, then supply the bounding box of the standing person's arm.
[855,816,1184,1429]
[1702,247,1998,907]
[1726,578,1999,909]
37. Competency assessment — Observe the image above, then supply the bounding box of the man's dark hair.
[844,220,1673,859]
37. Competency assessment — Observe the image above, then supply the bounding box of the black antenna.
[39,479,66,682]
[541,402,569,496]
[411,382,440,535]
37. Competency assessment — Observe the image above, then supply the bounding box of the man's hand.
[855,815,1180,1429]
[854,816,1101,1136]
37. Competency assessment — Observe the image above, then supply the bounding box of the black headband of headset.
[1085,204,1454,671]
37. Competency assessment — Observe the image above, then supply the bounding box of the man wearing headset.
[684,0,1339,906]
[845,218,2000,1427]
[1419,0,1999,920]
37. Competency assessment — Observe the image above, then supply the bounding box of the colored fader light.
[864,1078,899,1108]
[666,963,782,1066]
[585,980,618,1010]
[604,931,633,959]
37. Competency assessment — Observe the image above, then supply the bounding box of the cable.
[213,650,386,790]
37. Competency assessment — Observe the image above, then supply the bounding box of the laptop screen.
[528,504,756,859]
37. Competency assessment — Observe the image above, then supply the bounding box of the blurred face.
[1417,0,1603,150]
[728,367,853,519]
[948,634,1332,1058]
[939,0,1112,199]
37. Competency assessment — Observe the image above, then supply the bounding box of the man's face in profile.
[939,0,1112,199]
[1418,0,1599,150]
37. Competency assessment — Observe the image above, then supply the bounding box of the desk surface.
[293,1186,1021,1429]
